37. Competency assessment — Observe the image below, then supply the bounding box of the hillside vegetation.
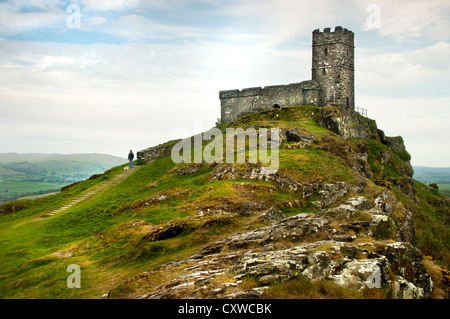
[0,106,448,299]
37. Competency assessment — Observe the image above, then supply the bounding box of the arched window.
[323,68,327,75]
[325,48,328,56]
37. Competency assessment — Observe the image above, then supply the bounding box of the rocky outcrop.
[315,106,378,141]
[312,181,364,208]
[176,163,204,175]
[316,106,416,200]
[0,201,26,216]
[119,188,430,299]
[279,127,315,149]
[209,163,340,200]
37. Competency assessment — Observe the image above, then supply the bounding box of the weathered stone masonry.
[312,26,354,109]
[219,26,355,123]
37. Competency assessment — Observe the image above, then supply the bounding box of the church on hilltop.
[219,26,355,123]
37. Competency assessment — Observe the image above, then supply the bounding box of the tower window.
[323,68,327,75]
[325,48,328,56]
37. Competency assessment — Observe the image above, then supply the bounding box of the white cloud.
[0,10,64,35]
[88,16,107,25]
[356,41,450,97]
[0,39,222,156]
[358,0,450,42]
[0,1,67,35]
[0,0,449,166]
[80,0,168,12]
[81,0,140,11]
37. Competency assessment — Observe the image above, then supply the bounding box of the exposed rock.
[176,163,204,175]
[395,210,415,243]
[351,150,373,179]
[315,107,377,141]
[136,239,431,299]
[385,136,407,152]
[302,182,320,199]
[209,163,304,192]
[142,220,187,242]
[370,214,397,240]
[392,176,416,202]
[133,193,169,209]
[190,213,329,258]
[345,196,371,210]
[280,200,304,209]
[259,207,286,223]
[208,164,325,204]
[382,242,432,299]
[266,214,328,243]
[279,127,316,148]
[120,190,432,299]
[232,183,276,194]
[51,249,73,258]
[329,257,391,291]
[380,149,391,164]
[0,202,26,216]
[313,181,364,208]
[372,190,395,215]
[317,204,358,220]
[315,106,416,200]
[193,199,269,216]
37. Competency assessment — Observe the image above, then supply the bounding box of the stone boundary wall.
[137,143,174,162]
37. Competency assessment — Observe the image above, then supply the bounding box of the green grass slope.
[0,106,448,299]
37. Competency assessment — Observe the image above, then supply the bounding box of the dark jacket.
[128,152,134,160]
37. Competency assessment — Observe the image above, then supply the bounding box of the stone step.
[37,166,141,220]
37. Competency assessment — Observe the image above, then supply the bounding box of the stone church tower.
[219,26,355,123]
[312,26,355,109]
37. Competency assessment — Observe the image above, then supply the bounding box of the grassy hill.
[0,153,126,203]
[0,106,448,299]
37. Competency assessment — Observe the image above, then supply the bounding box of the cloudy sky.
[0,0,449,166]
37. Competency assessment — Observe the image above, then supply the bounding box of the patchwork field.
[0,153,126,203]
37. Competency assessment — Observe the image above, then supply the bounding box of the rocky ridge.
[114,179,430,299]
[107,106,440,299]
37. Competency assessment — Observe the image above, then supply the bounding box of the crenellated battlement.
[312,27,354,47]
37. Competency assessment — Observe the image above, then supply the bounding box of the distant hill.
[413,166,450,184]
[0,153,126,203]
[0,167,23,176]
[0,153,126,165]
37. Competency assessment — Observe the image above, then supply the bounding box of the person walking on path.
[128,150,134,168]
